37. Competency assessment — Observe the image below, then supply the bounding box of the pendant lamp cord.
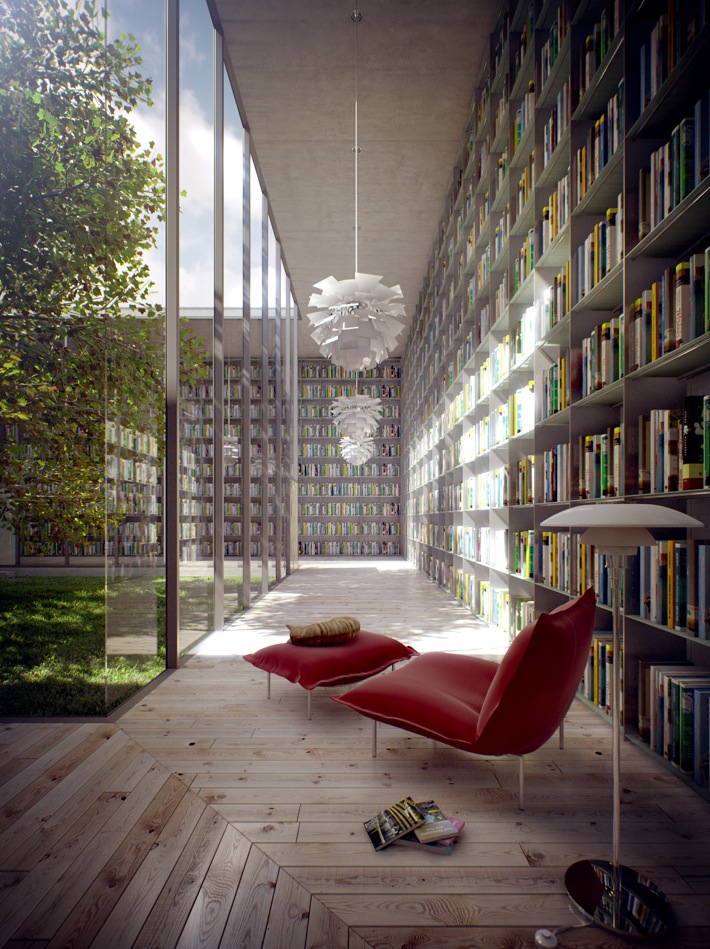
[352,8,361,274]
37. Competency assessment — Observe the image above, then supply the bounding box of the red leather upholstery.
[243,630,418,690]
[333,587,597,757]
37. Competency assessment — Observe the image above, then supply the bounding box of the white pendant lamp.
[331,392,382,439]
[339,435,375,465]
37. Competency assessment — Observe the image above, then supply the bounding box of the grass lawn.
[0,574,250,717]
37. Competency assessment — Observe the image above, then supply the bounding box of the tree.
[0,0,205,550]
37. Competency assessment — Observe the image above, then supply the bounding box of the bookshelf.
[11,418,163,566]
[402,0,710,798]
[181,359,281,560]
[298,359,402,556]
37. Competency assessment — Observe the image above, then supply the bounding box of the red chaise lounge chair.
[333,587,597,808]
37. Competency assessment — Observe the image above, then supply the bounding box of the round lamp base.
[565,859,673,940]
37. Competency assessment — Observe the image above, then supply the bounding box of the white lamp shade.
[540,503,703,554]
[307,273,406,371]
[331,394,382,439]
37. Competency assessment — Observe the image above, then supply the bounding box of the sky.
[106,0,279,311]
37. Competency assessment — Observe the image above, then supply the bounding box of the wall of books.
[182,358,285,561]
[402,0,710,798]
[299,359,402,555]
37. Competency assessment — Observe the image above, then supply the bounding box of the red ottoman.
[243,631,418,719]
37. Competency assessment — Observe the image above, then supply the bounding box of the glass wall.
[176,0,215,651]
[103,0,168,704]
[0,0,297,716]
[224,64,247,613]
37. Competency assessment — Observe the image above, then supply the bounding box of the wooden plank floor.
[1,558,710,947]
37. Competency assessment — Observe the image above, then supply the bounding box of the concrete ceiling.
[213,0,499,358]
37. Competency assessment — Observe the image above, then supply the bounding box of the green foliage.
[0,575,246,716]
[0,0,162,319]
[0,0,209,548]
[0,576,165,715]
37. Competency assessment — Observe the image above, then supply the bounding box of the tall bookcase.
[403,0,710,797]
[181,359,282,560]
[298,359,402,555]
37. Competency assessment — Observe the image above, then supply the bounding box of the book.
[675,260,690,348]
[693,689,710,787]
[649,662,693,755]
[675,678,710,772]
[638,659,653,742]
[393,802,465,854]
[363,797,426,851]
[674,540,688,631]
[413,800,461,844]
[681,395,705,490]
[666,670,710,766]
[679,116,695,202]
[690,252,705,340]
[394,819,465,854]
[698,543,710,640]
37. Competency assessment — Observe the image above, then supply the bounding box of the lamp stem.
[355,99,358,273]
[608,553,625,911]
[354,13,359,275]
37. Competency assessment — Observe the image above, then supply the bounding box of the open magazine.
[363,797,426,850]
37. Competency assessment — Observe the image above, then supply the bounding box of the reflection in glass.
[224,69,247,615]
[103,0,169,707]
[0,0,168,713]
[178,0,215,652]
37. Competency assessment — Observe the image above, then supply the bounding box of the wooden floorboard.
[0,558,709,947]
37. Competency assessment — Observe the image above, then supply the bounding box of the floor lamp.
[540,502,702,940]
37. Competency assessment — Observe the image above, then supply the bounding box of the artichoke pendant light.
[307,7,405,372]
[332,389,382,465]
[339,435,376,465]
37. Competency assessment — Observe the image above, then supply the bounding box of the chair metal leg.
[559,719,564,749]
[372,720,377,758]
[518,756,524,810]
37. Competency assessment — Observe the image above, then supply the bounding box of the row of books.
[577,2,622,103]
[540,261,571,332]
[478,580,510,633]
[579,629,619,718]
[298,481,399,497]
[539,1,570,93]
[638,96,709,238]
[515,151,534,217]
[581,314,623,396]
[300,521,400,537]
[540,352,570,419]
[542,442,570,503]
[297,541,401,556]
[298,462,400,478]
[638,5,707,114]
[300,404,400,419]
[574,201,623,303]
[541,78,571,171]
[300,502,400,517]
[638,660,710,787]
[538,529,572,593]
[574,81,624,205]
[638,396,707,495]
[540,171,570,257]
[364,797,465,854]
[579,426,623,501]
[299,363,401,380]
[300,384,401,399]
[513,80,536,154]
[628,255,709,370]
